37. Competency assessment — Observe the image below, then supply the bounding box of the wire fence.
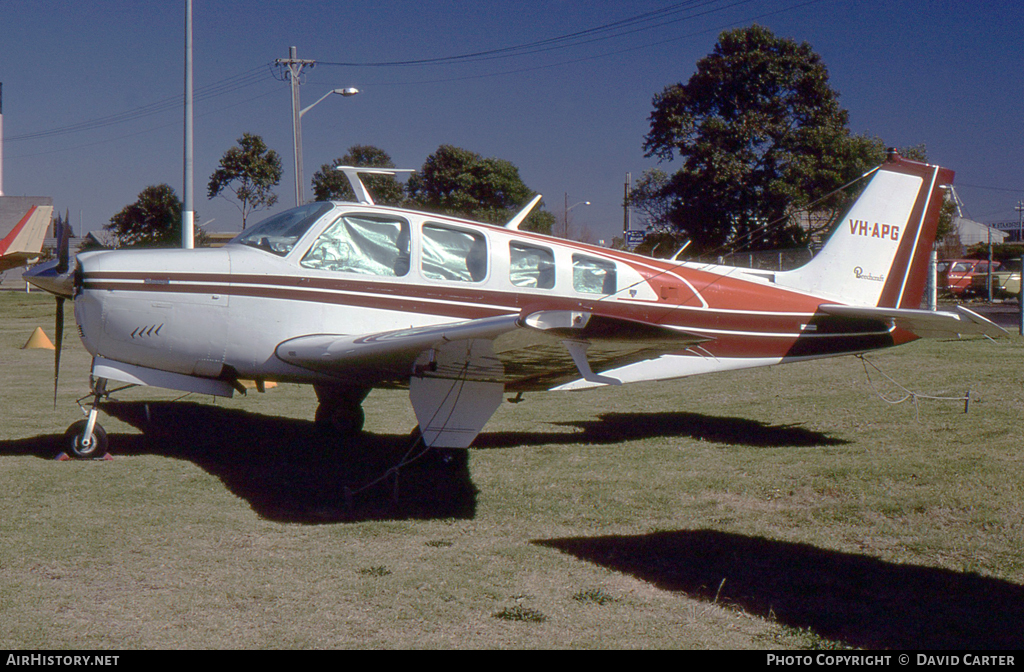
[697,247,816,271]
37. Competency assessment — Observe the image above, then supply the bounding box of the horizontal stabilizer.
[819,304,1007,339]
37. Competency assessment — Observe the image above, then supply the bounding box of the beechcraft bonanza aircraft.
[25,152,1004,458]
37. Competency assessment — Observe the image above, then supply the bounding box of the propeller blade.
[53,297,64,409]
[55,215,70,275]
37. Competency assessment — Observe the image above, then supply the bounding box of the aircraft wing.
[275,309,710,391]
[819,304,1007,339]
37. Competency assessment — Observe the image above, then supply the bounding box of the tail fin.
[777,152,953,308]
[0,197,54,272]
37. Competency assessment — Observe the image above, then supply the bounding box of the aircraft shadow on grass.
[2,402,845,524]
[536,529,1024,649]
[4,401,477,524]
[474,411,848,449]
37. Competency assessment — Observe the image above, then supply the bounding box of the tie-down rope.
[857,354,971,420]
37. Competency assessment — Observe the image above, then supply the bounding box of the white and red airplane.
[25,152,1002,458]
[0,196,53,273]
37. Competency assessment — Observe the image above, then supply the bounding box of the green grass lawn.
[1,291,1022,649]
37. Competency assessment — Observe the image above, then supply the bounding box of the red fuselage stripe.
[0,206,36,253]
[82,273,898,360]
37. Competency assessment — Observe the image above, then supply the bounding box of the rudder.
[777,152,953,308]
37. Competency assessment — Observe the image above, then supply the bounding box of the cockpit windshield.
[229,202,334,256]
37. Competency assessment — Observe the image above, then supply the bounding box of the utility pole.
[564,192,568,238]
[624,172,631,235]
[1016,201,1024,243]
[562,193,590,240]
[276,47,316,206]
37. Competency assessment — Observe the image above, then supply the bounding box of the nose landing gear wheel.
[64,419,109,459]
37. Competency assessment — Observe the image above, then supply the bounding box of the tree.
[106,184,203,248]
[642,25,878,253]
[627,168,673,230]
[310,145,405,205]
[207,133,283,229]
[406,144,555,234]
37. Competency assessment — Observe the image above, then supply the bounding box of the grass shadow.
[536,529,1024,649]
[3,401,477,524]
[2,406,844,523]
[474,411,848,449]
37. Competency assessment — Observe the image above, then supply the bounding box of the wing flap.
[819,304,1007,339]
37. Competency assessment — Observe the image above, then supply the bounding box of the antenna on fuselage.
[505,194,543,230]
[334,166,414,205]
[672,240,692,260]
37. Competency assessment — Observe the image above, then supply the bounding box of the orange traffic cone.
[239,379,278,391]
[23,327,55,350]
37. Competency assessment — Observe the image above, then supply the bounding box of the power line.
[956,182,1024,194]
[342,0,828,88]
[5,0,831,149]
[5,86,281,161]
[319,0,751,68]
[7,65,275,143]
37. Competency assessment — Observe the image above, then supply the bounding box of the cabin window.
[300,214,410,276]
[231,202,334,257]
[572,254,616,294]
[509,242,555,289]
[421,224,487,283]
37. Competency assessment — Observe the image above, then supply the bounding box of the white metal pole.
[182,0,194,248]
[0,82,5,197]
[928,250,937,311]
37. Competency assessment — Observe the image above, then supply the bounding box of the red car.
[938,258,1001,297]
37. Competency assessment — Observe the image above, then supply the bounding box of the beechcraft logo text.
[849,219,899,240]
[853,266,884,282]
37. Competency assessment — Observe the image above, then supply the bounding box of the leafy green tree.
[106,184,204,248]
[207,133,283,229]
[524,209,556,236]
[406,144,554,234]
[310,145,405,205]
[643,25,881,253]
[627,168,673,230]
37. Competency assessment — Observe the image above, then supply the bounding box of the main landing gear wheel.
[314,385,370,436]
[64,419,109,459]
[315,403,365,435]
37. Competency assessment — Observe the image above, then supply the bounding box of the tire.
[315,403,365,435]
[64,420,109,459]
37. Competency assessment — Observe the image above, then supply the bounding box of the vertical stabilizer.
[777,153,953,308]
[0,197,54,272]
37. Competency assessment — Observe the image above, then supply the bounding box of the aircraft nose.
[23,260,76,299]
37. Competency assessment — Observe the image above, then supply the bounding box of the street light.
[563,193,590,238]
[291,87,360,205]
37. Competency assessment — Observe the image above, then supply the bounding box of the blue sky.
[1,0,1021,244]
